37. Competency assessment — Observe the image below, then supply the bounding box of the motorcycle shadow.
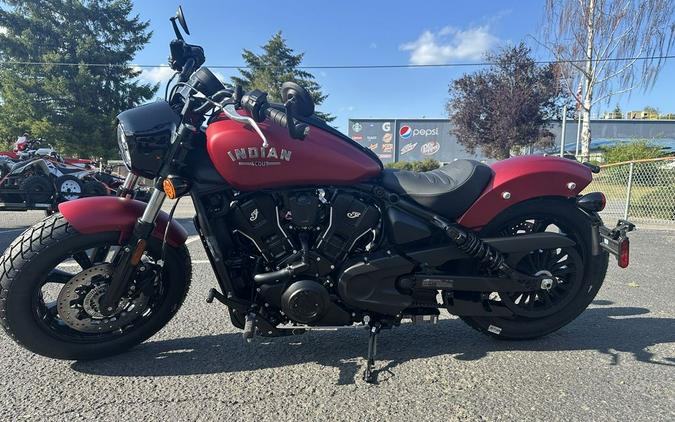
[71,302,675,385]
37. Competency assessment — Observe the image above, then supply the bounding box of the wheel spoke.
[72,251,93,269]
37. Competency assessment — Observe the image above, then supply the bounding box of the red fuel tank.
[206,115,382,190]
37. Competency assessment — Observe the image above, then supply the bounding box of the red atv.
[0,6,633,383]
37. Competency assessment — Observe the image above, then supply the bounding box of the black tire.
[20,175,54,204]
[55,175,84,201]
[0,214,191,360]
[459,198,609,340]
[83,180,108,197]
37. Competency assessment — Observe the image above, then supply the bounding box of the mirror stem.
[170,17,184,41]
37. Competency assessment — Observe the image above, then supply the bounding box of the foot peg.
[363,324,380,384]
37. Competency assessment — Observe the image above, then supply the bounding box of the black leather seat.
[381,159,493,219]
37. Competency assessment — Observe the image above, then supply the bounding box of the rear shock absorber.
[432,217,512,276]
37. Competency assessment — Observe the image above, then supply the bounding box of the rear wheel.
[83,180,108,197]
[56,175,84,200]
[459,198,609,340]
[20,175,54,204]
[0,214,191,359]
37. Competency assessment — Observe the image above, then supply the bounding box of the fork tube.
[119,173,139,198]
[140,188,167,224]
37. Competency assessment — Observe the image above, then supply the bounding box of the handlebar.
[239,90,309,140]
[261,104,309,139]
[178,57,195,82]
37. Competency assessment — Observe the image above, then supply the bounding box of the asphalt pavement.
[0,200,673,421]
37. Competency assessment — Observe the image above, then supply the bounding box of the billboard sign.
[348,120,395,163]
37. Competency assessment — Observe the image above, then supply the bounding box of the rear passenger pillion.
[381,160,493,219]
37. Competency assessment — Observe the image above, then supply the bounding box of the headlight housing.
[115,101,179,179]
[117,124,132,169]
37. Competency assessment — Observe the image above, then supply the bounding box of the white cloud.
[135,66,175,84]
[0,26,8,36]
[400,25,499,65]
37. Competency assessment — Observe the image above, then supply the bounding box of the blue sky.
[131,1,675,132]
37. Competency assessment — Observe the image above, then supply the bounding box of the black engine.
[228,189,381,325]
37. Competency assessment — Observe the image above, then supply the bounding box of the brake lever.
[222,104,269,148]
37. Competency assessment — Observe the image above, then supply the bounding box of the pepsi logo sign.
[399,125,412,139]
[399,125,440,140]
[421,141,440,156]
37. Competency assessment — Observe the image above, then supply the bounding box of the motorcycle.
[0,7,634,383]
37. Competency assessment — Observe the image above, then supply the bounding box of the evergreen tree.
[231,32,334,122]
[0,0,156,158]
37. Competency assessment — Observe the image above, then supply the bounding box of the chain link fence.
[585,157,675,227]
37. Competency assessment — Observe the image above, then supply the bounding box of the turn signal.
[618,237,630,268]
[162,176,190,199]
[163,179,176,199]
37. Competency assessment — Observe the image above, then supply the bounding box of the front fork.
[100,181,167,315]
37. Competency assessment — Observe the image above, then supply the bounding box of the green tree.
[231,32,335,122]
[0,0,156,158]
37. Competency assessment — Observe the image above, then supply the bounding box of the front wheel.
[459,198,609,340]
[0,214,191,359]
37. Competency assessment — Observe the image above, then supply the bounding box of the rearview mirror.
[176,6,190,35]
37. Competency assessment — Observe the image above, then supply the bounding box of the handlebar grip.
[262,106,309,139]
[263,106,289,127]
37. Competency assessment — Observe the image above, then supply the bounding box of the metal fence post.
[560,105,567,157]
[623,162,634,220]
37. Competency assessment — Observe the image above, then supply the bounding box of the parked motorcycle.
[0,7,634,383]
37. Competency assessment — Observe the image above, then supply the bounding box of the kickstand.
[363,324,380,383]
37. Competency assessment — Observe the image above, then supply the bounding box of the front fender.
[58,196,188,247]
[458,156,592,229]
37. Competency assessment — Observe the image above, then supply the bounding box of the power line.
[0,54,673,70]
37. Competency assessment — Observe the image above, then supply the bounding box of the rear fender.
[58,196,188,247]
[458,156,592,230]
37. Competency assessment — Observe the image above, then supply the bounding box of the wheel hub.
[59,180,82,200]
[57,263,150,333]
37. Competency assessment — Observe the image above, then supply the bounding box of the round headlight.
[116,124,132,169]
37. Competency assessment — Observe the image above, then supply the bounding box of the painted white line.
[186,235,201,244]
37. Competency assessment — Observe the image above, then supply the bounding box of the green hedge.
[385,159,441,172]
[601,140,667,164]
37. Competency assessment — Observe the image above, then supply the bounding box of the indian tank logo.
[352,122,363,133]
[381,122,391,132]
[399,125,412,139]
[382,133,393,143]
[347,211,361,219]
[400,142,418,155]
[227,147,292,167]
[421,141,440,156]
[249,209,259,222]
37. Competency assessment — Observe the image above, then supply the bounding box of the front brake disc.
[57,263,150,334]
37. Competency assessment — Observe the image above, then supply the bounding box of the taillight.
[618,237,630,268]
[577,192,606,212]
